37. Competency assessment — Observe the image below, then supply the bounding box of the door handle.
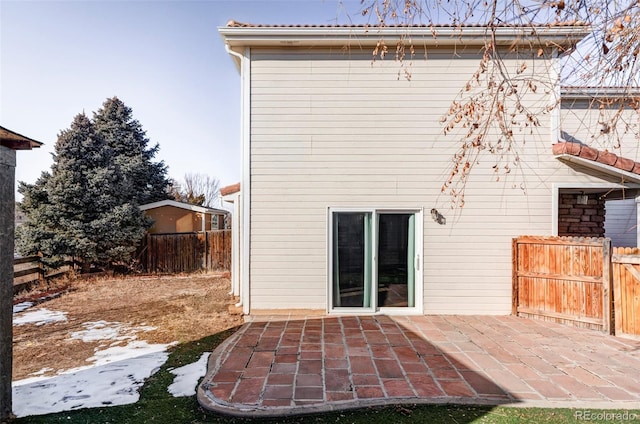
[415,254,420,271]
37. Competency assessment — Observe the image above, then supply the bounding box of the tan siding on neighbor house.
[248,48,615,314]
[145,206,210,233]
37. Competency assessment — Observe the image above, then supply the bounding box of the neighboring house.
[219,23,640,316]
[140,200,228,233]
[14,202,26,228]
[559,87,640,247]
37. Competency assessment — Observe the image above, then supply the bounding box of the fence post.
[226,229,231,270]
[146,234,152,273]
[37,253,46,286]
[602,238,613,335]
[512,238,519,316]
[205,231,210,271]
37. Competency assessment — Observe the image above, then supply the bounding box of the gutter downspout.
[551,47,561,235]
[550,47,561,145]
[225,44,250,313]
[636,197,640,248]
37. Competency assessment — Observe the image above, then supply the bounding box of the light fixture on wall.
[577,192,589,205]
[430,208,446,225]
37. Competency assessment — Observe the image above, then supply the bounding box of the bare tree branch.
[349,0,640,208]
[168,173,220,208]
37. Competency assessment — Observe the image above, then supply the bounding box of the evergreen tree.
[92,97,170,205]
[16,98,169,270]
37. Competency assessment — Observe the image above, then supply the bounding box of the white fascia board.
[561,86,640,99]
[219,25,591,52]
[555,154,640,184]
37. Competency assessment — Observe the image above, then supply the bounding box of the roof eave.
[220,182,241,197]
[219,25,591,52]
[0,126,44,150]
[0,140,41,150]
[561,86,640,99]
[140,200,229,215]
[555,154,640,185]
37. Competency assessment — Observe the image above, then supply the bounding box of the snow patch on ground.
[30,368,54,377]
[70,321,156,343]
[13,308,67,326]
[167,352,211,397]
[12,350,170,417]
[13,302,33,314]
[11,318,179,417]
[88,340,172,368]
[11,310,211,417]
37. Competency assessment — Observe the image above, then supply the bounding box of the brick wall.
[558,193,606,237]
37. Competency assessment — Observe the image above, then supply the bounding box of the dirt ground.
[12,273,243,381]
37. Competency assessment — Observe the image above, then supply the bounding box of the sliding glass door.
[377,213,415,308]
[330,209,421,313]
[332,212,373,309]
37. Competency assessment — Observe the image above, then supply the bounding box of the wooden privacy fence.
[512,236,612,333]
[140,230,231,274]
[13,255,73,294]
[611,248,640,339]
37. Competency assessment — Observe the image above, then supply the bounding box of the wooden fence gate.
[140,230,231,273]
[611,247,640,338]
[512,236,612,333]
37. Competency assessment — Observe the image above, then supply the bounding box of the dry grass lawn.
[12,273,242,381]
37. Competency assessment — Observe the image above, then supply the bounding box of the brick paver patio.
[197,315,640,417]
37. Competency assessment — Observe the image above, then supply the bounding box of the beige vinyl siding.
[248,47,613,314]
[560,97,640,160]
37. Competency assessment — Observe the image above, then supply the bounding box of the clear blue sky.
[1,0,363,198]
